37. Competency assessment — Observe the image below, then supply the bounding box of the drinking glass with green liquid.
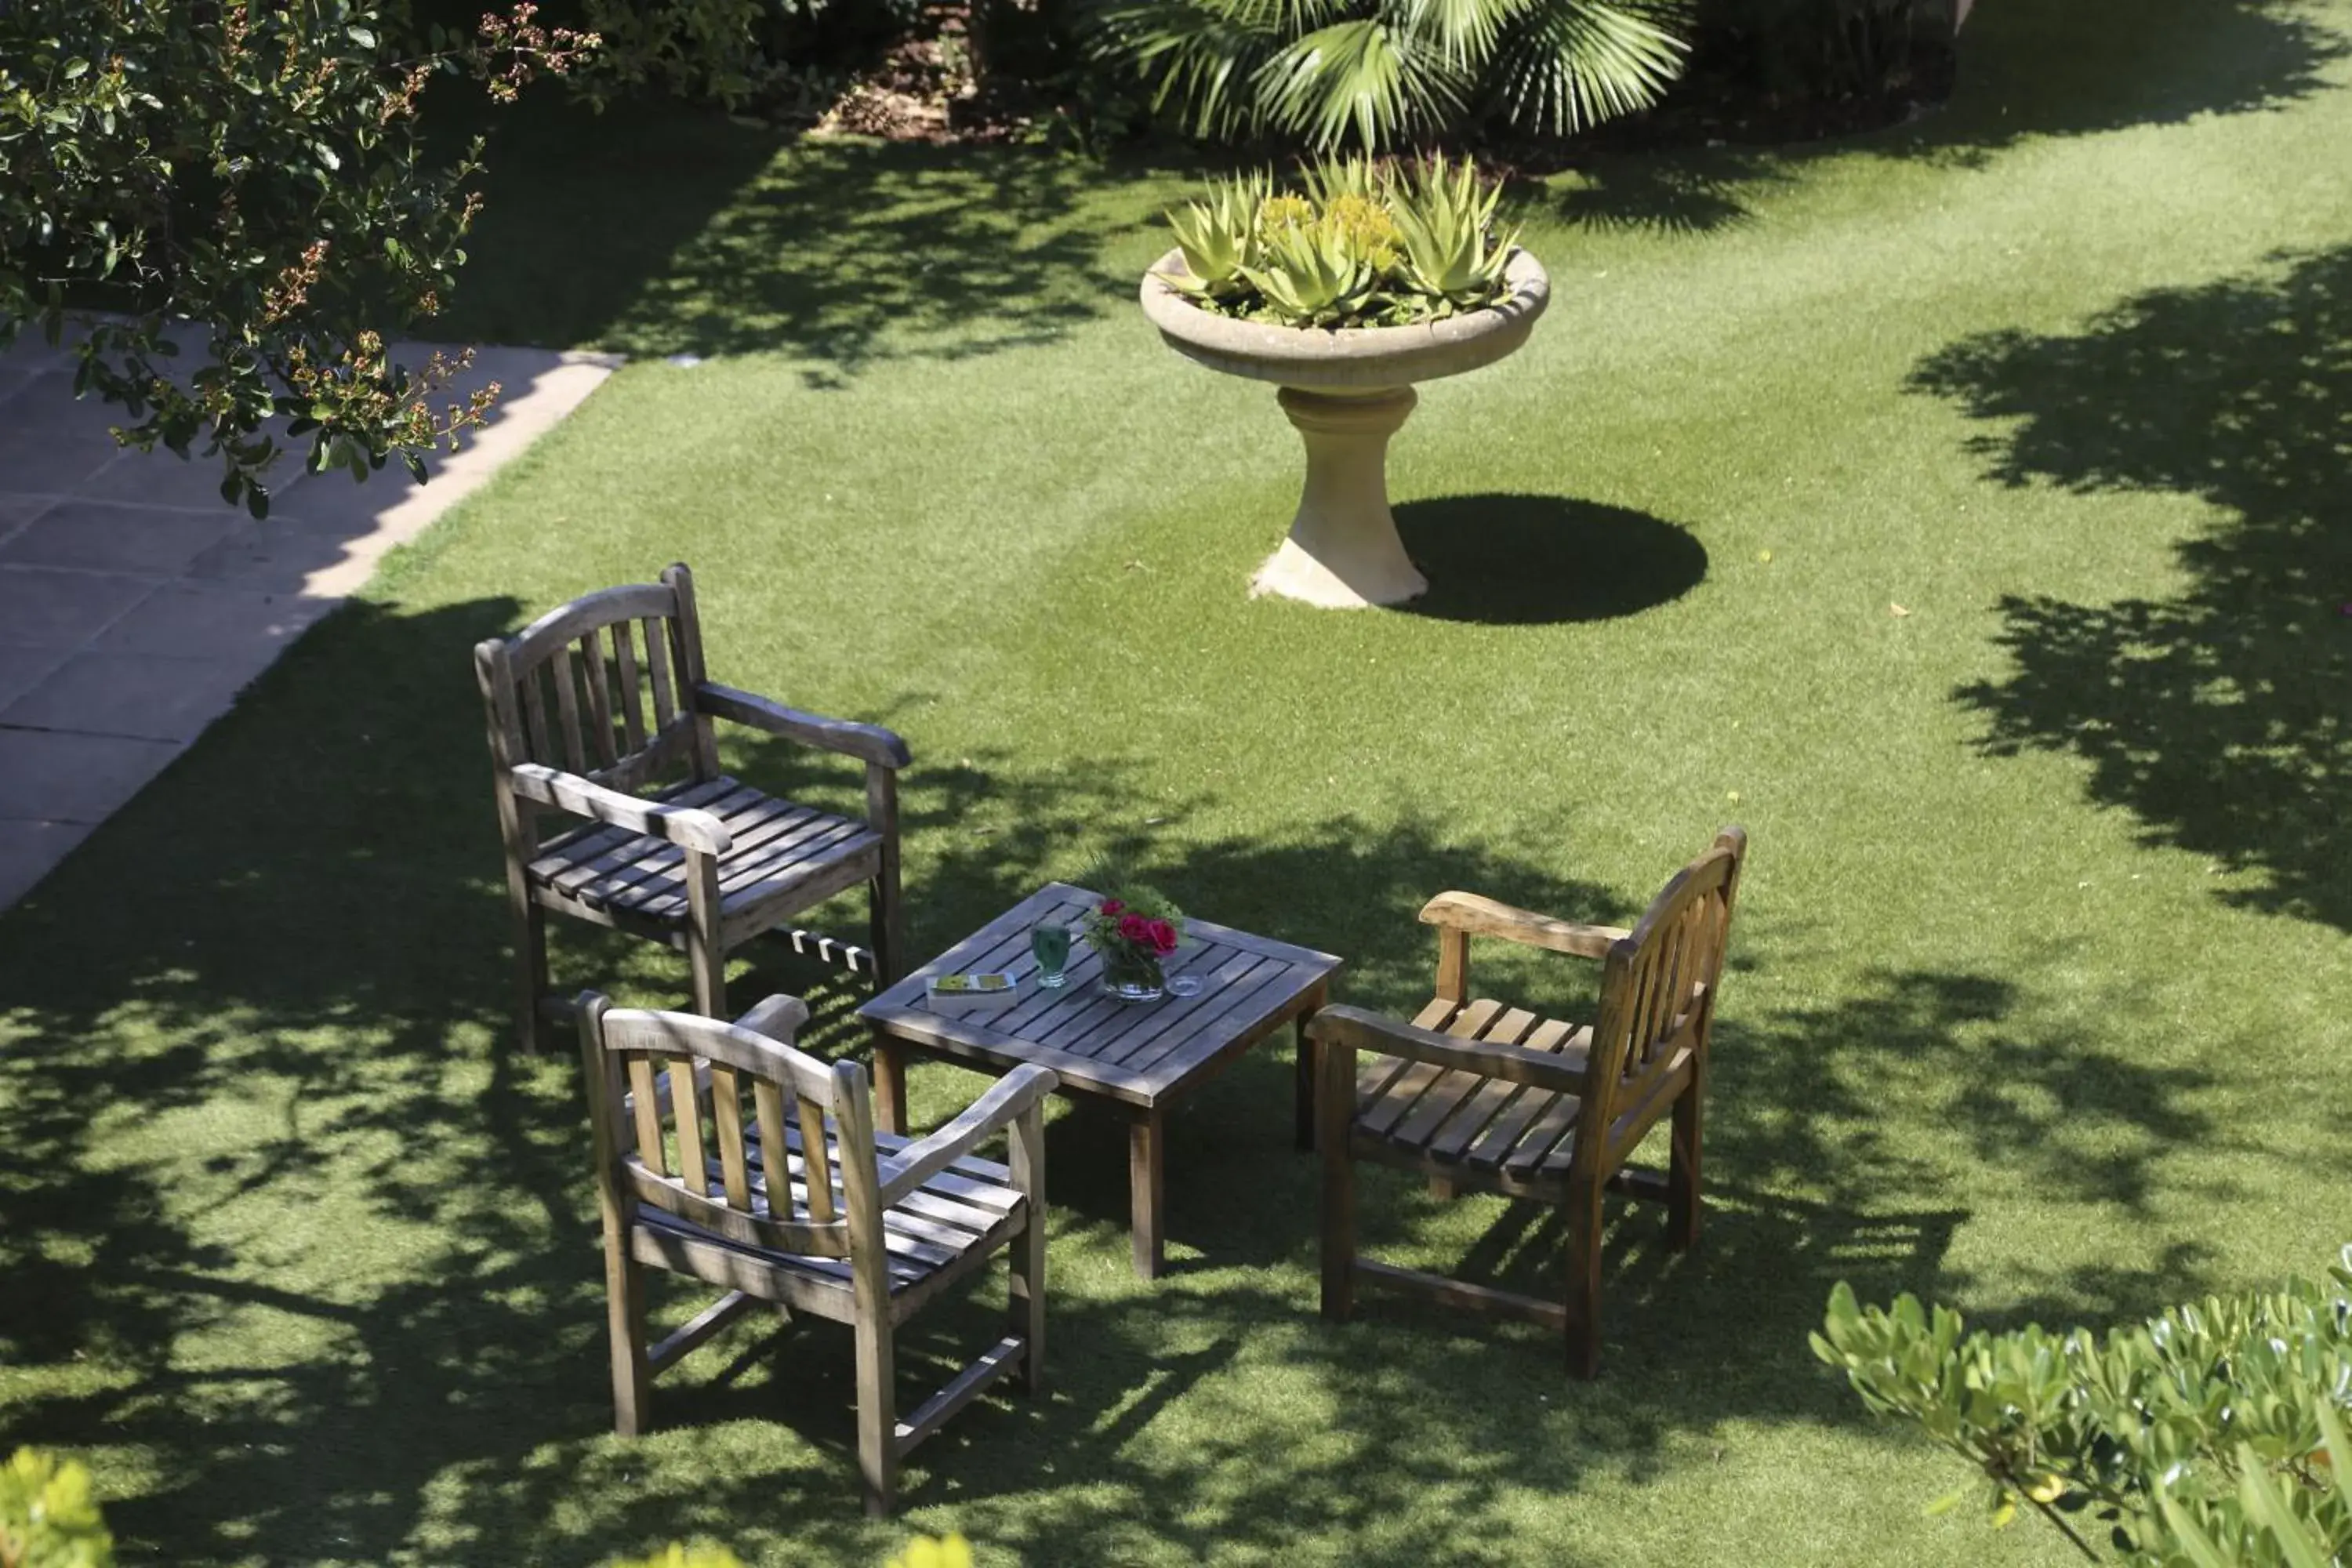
[1031,920,1073,988]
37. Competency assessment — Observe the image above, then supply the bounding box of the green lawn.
[5,1,2352,1563]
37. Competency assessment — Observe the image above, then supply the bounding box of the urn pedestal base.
[1249,385,1425,610]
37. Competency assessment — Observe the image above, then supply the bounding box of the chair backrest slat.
[627,1056,668,1175]
[520,662,554,764]
[611,621,646,752]
[753,1077,793,1221]
[710,1065,753,1210]
[551,643,590,773]
[668,1057,710,1197]
[474,570,722,858]
[579,632,619,769]
[643,615,677,730]
[580,1000,858,1260]
[1583,830,1748,1163]
[797,1098,837,1225]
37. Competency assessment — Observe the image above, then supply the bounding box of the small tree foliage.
[0,1450,112,1568]
[0,1,594,515]
[1813,1247,2352,1566]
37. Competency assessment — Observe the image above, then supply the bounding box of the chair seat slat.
[1357,998,1504,1137]
[1389,1007,1541,1149]
[1426,1016,1581,1163]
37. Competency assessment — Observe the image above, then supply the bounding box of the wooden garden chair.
[1308,829,1747,1378]
[577,990,1055,1515]
[475,563,909,1052]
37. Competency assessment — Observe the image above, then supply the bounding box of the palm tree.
[1086,0,1690,152]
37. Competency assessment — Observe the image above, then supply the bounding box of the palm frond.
[1254,18,1466,151]
[1086,0,1294,140]
[1388,0,1525,71]
[1486,0,1687,136]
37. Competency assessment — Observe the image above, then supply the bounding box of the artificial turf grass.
[5,0,2352,1562]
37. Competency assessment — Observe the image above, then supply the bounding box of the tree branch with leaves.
[0,0,596,516]
[1813,1247,2352,1566]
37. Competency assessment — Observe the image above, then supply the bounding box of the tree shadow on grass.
[1548,0,2348,233]
[447,99,1168,383]
[1911,244,2352,933]
[1393,495,1708,625]
[0,593,2249,1562]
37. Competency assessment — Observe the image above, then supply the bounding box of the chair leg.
[510,892,552,1054]
[1008,1105,1047,1394]
[1668,1078,1704,1252]
[854,1309,899,1517]
[684,851,726,1018]
[688,924,728,1019]
[1565,1185,1604,1381]
[865,764,906,989]
[869,869,906,990]
[1317,1040,1356,1322]
[607,1250,653,1437]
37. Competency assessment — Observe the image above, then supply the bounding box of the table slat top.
[857,884,1342,1108]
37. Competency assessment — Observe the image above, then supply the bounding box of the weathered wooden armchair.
[1308,829,1747,1378]
[577,991,1054,1515]
[476,563,908,1052]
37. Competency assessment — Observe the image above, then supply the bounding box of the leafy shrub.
[0,1459,971,1568]
[1812,1246,2352,1565]
[0,1,593,515]
[391,0,924,106]
[0,1450,112,1568]
[1084,0,1688,152]
[1156,155,1524,328]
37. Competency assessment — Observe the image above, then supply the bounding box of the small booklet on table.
[924,971,1020,1006]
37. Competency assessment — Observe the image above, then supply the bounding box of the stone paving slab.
[0,331,618,911]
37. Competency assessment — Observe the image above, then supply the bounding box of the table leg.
[1129,1110,1166,1279]
[1294,982,1328,1153]
[873,1035,909,1137]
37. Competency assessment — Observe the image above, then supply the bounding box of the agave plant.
[1087,0,1689,152]
[1240,216,1384,328]
[1160,170,1272,303]
[1153,154,1521,329]
[1387,155,1520,311]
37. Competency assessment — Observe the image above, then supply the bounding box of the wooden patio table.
[857,882,1341,1279]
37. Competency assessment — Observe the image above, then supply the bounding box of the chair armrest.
[695,682,911,770]
[1418,891,1630,961]
[510,763,731,855]
[733,994,811,1046]
[877,1064,1059,1208]
[1307,1004,1588,1094]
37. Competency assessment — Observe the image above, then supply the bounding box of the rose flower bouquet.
[1079,877,1185,1001]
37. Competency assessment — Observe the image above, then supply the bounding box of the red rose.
[1117,913,1152,944]
[1100,899,1124,916]
[1148,920,1178,955]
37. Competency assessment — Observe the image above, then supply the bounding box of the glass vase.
[1098,947,1166,1004]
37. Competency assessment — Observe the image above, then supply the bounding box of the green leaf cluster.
[611,1547,747,1568]
[1156,154,1523,329]
[0,1449,113,1568]
[1086,0,1688,153]
[609,1530,968,1568]
[0,1464,967,1568]
[1812,1246,2352,1565]
[0,1,593,515]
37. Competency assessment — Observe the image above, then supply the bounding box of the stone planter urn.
[1139,246,1550,608]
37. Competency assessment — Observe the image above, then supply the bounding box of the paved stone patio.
[0,333,616,909]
